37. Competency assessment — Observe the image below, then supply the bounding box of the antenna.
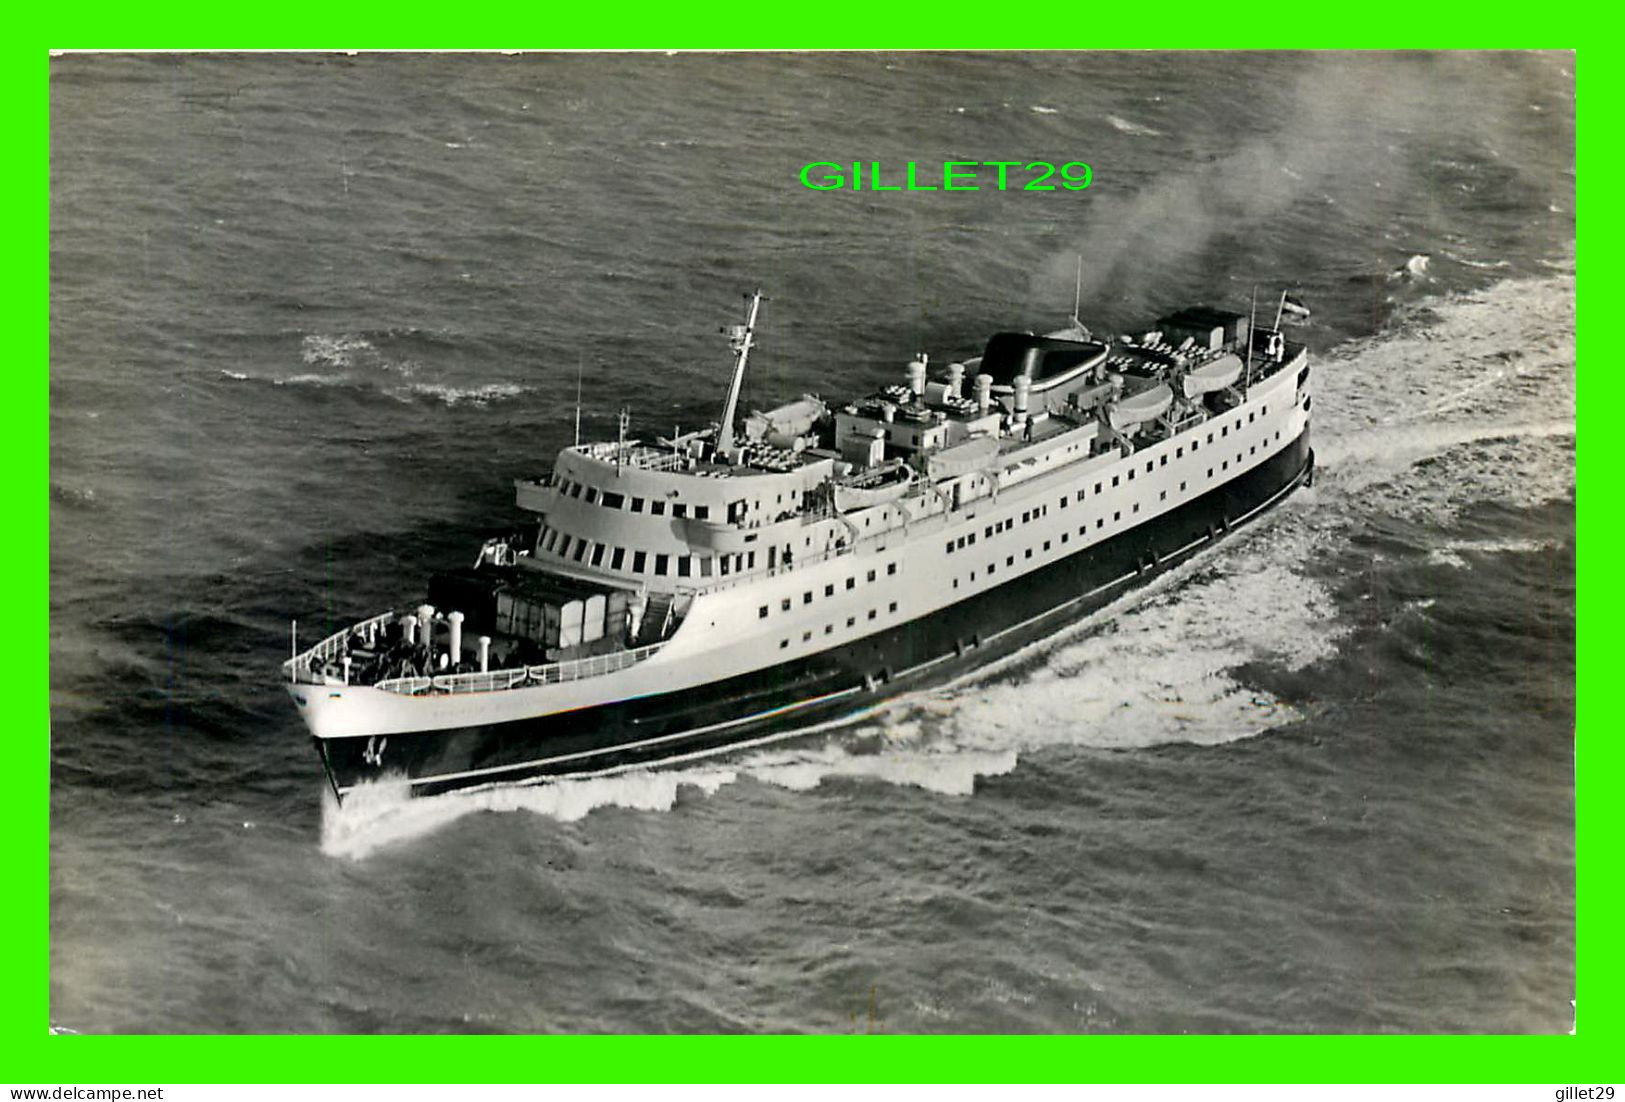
[715,289,763,458]
[574,355,584,447]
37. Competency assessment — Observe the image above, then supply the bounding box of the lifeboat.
[834,461,914,512]
[1181,353,1243,399]
[1108,383,1173,430]
[926,435,999,480]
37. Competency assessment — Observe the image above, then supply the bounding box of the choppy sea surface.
[49,52,1575,1033]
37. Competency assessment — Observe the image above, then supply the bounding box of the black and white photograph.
[49,50,1575,1034]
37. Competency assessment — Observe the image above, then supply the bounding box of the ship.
[285,288,1315,803]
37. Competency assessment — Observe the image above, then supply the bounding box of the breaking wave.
[1105,114,1163,137]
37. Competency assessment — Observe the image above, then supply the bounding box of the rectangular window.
[847,616,856,627]
[1160,456,1168,467]
[651,501,666,516]
[700,558,713,578]
[1059,496,1068,509]
[678,557,691,577]
[674,503,688,519]
[888,601,898,613]
[846,578,856,590]
[591,545,606,567]
[825,584,835,597]
[1094,482,1102,494]
[601,491,624,509]
[584,487,598,504]
[985,525,993,538]
[825,624,834,635]
[1159,491,1167,501]
[1146,461,1153,473]
[695,505,710,521]
[633,551,647,573]
[1179,481,1187,492]
[803,631,813,642]
[888,562,898,574]
[1193,440,1200,452]
[803,591,813,605]
[720,558,731,576]
[1043,540,1051,551]
[1222,426,1228,437]
[655,553,670,575]
[1097,519,1104,529]
[1006,555,1014,566]
[780,639,789,649]
[1113,511,1120,521]
[1128,469,1135,481]
[1061,533,1068,544]
[631,497,645,513]
[868,610,877,621]
[1207,433,1214,444]
[968,534,976,545]
[573,541,588,562]
[1176,447,1183,458]
[781,598,792,611]
[946,541,955,554]
[543,529,560,552]
[611,547,626,570]
[759,605,769,619]
[867,570,876,582]
[748,552,756,568]
[1025,549,1033,559]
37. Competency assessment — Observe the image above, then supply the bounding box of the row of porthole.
[780,600,901,649]
[759,562,900,619]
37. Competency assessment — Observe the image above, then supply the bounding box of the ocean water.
[49,52,1575,1034]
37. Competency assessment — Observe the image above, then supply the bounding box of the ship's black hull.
[320,431,1314,801]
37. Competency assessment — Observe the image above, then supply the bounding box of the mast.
[1244,284,1258,392]
[1272,288,1288,331]
[574,355,584,447]
[715,289,762,458]
[1071,254,1083,327]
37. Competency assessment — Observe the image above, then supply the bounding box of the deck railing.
[372,639,667,696]
[284,611,397,684]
